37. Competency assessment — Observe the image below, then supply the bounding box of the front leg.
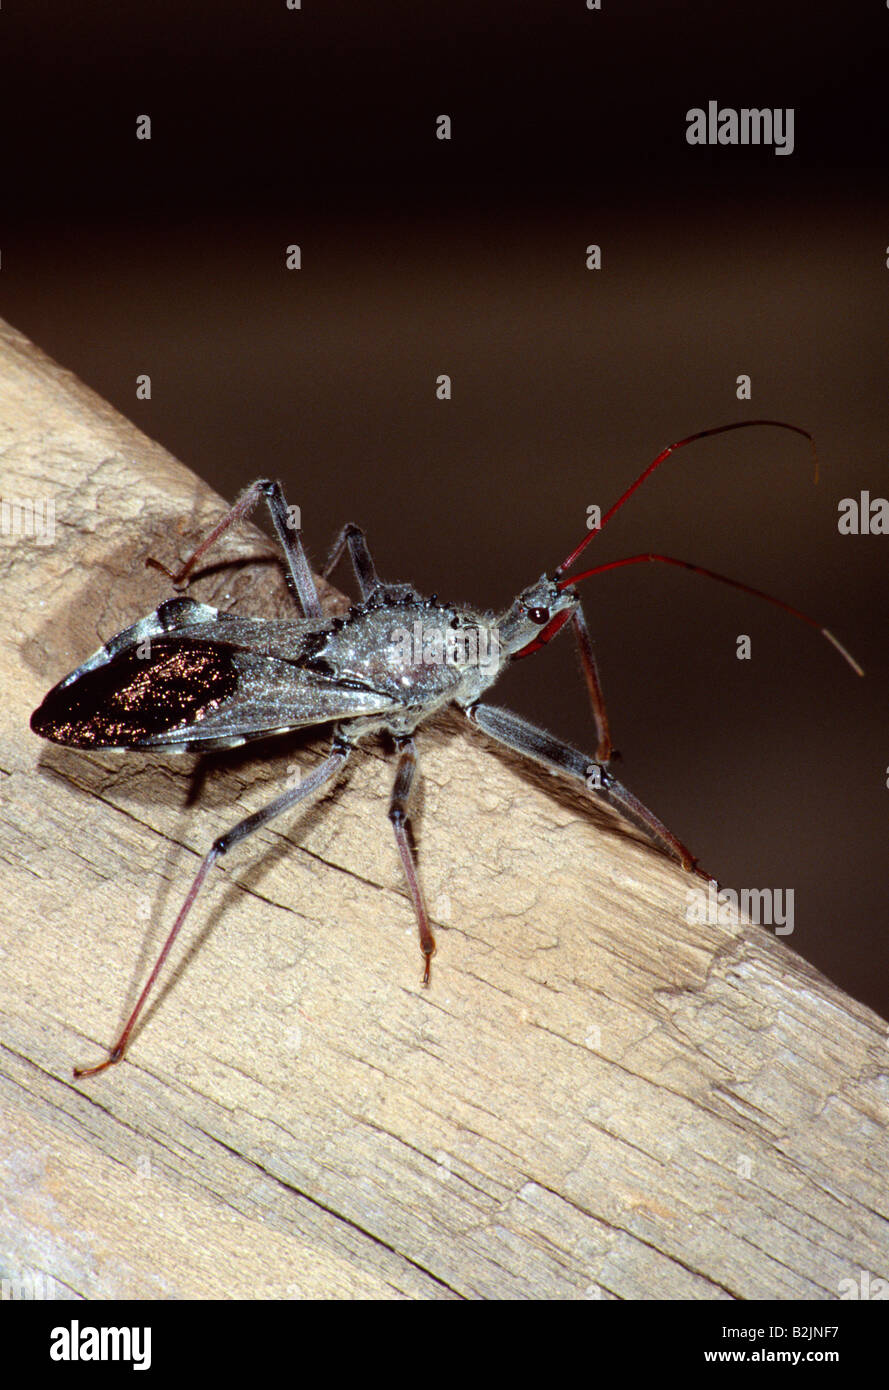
[465,702,713,882]
[513,599,613,763]
[569,604,612,764]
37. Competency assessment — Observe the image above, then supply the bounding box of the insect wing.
[31,595,395,750]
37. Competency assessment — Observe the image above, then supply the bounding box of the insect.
[31,419,861,1079]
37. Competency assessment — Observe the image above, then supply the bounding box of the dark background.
[2,3,887,1013]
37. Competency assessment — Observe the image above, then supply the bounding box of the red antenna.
[554,420,863,677]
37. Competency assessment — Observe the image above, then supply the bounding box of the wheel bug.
[31,419,861,1079]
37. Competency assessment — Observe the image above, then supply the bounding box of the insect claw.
[145,555,186,587]
[679,851,714,881]
[73,1052,115,1080]
[76,1038,130,1079]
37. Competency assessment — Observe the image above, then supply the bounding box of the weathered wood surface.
[2,317,888,1300]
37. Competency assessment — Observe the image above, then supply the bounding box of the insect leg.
[148,478,323,619]
[511,601,612,762]
[73,739,351,1079]
[321,523,382,599]
[388,736,436,984]
[569,604,612,764]
[465,702,712,881]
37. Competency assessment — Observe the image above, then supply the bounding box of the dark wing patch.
[30,640,239,748]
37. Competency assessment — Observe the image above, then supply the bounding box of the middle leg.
[387,736,436,984]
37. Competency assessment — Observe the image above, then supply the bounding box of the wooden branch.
[3,317,888,1301]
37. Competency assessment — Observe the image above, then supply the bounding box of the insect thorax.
[321,590,504,717]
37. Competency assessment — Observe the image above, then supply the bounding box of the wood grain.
[2,317,888,1300]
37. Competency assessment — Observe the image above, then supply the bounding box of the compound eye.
[527,606,550,624]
